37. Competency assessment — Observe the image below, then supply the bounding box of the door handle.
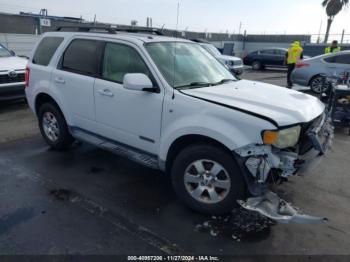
[98,89,114,97]
[54,77,65,84]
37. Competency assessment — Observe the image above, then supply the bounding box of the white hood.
[182,80,325,127]
[0,56,28,71]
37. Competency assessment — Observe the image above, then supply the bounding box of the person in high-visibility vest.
[286,41,303,88]
[325,40,341,54]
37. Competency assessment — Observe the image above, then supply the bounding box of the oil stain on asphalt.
[49,188,72,201]
[195,207,276,242]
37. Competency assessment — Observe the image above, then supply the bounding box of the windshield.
[145,42,235,89]
[201,43,222,57]
[0,44,12,57]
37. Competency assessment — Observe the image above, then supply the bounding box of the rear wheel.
[171,144,246,215]
[310,75,329,94]
[38,103,74,150]
[251,60,263,70]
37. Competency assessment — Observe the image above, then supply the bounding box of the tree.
[322,0,349,43]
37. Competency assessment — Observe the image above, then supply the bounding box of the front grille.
[231,60,242,66]
[0,73,25,84]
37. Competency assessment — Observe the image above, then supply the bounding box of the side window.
[324,56,336,63]
[102,42,152,83]
[32,37,64,66]
[275,50,286,56]
[61,39,103,76]
[260,50,274,55]
[333,54,350,64]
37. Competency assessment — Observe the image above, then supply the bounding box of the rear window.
[61,39,103,76]
[33,37,64,66]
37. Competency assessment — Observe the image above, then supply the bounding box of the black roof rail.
[55,26,164,35]
[190,39,210,44]
[56,26,117,34]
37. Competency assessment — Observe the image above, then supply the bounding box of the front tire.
[171,144,246,215]
[38,103,74,150]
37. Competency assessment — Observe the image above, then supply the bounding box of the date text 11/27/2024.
[127,256,220,261]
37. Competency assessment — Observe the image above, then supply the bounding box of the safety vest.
[325,46,341,54]
[287,46,303,64]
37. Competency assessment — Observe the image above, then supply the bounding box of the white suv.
[25,28,333,220]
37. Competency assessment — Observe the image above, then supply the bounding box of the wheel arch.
[35,93,61,115]
[164,134,233,175]
[308,74,323,86]
[34,93,71,125]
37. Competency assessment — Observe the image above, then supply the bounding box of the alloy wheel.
[184,159,231,204]
[42,112,60,142]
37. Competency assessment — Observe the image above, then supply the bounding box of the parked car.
[0,43,28,102]
[192,40,244,75]
[243,48,288,70]
[292,51,350,94]
[26,28,333,221]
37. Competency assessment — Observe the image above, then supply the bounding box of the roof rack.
[190,39,210,44]
[55,26,164,35]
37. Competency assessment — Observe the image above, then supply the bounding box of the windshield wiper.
[212,78,236,86]
[175,82,212,90]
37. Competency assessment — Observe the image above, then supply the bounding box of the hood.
[217,55,241,62]
[0,56,28,71]
[182,80,324,127]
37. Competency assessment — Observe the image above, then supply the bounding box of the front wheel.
[171,144,246,215]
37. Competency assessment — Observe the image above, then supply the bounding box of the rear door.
[94,41,164,154]
[260,49,276,66]
[51,38,104,131]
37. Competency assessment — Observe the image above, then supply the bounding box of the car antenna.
[172,1,180,100]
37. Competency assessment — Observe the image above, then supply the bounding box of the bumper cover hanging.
[238,191,328,224]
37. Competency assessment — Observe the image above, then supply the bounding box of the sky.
[0,0,349,36]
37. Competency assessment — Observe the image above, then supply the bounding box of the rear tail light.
[296,63,310,69]
[25,67,30,88]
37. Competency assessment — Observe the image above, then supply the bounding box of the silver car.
[292,50,350,93]
[198,43,244,75]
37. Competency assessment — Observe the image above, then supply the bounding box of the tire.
[310,75,329,94]
[251,60,263,70]
[38,103,74,150]
[171,143,246,215]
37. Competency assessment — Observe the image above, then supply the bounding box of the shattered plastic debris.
[238,190,328,224]
[195,207,276,242]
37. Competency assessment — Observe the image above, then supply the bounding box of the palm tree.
[322,0,349,43]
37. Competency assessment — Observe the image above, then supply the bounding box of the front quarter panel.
[159,91,276,162]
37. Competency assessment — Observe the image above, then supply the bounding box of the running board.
[71,127,159,170]
[238,191,328,224]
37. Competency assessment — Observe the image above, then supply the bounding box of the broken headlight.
[263,125,301,149]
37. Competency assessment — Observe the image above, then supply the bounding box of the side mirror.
[123,73,158,92]
[9,50,16,56]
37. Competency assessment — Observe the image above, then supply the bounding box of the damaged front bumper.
[234,114,334,224]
